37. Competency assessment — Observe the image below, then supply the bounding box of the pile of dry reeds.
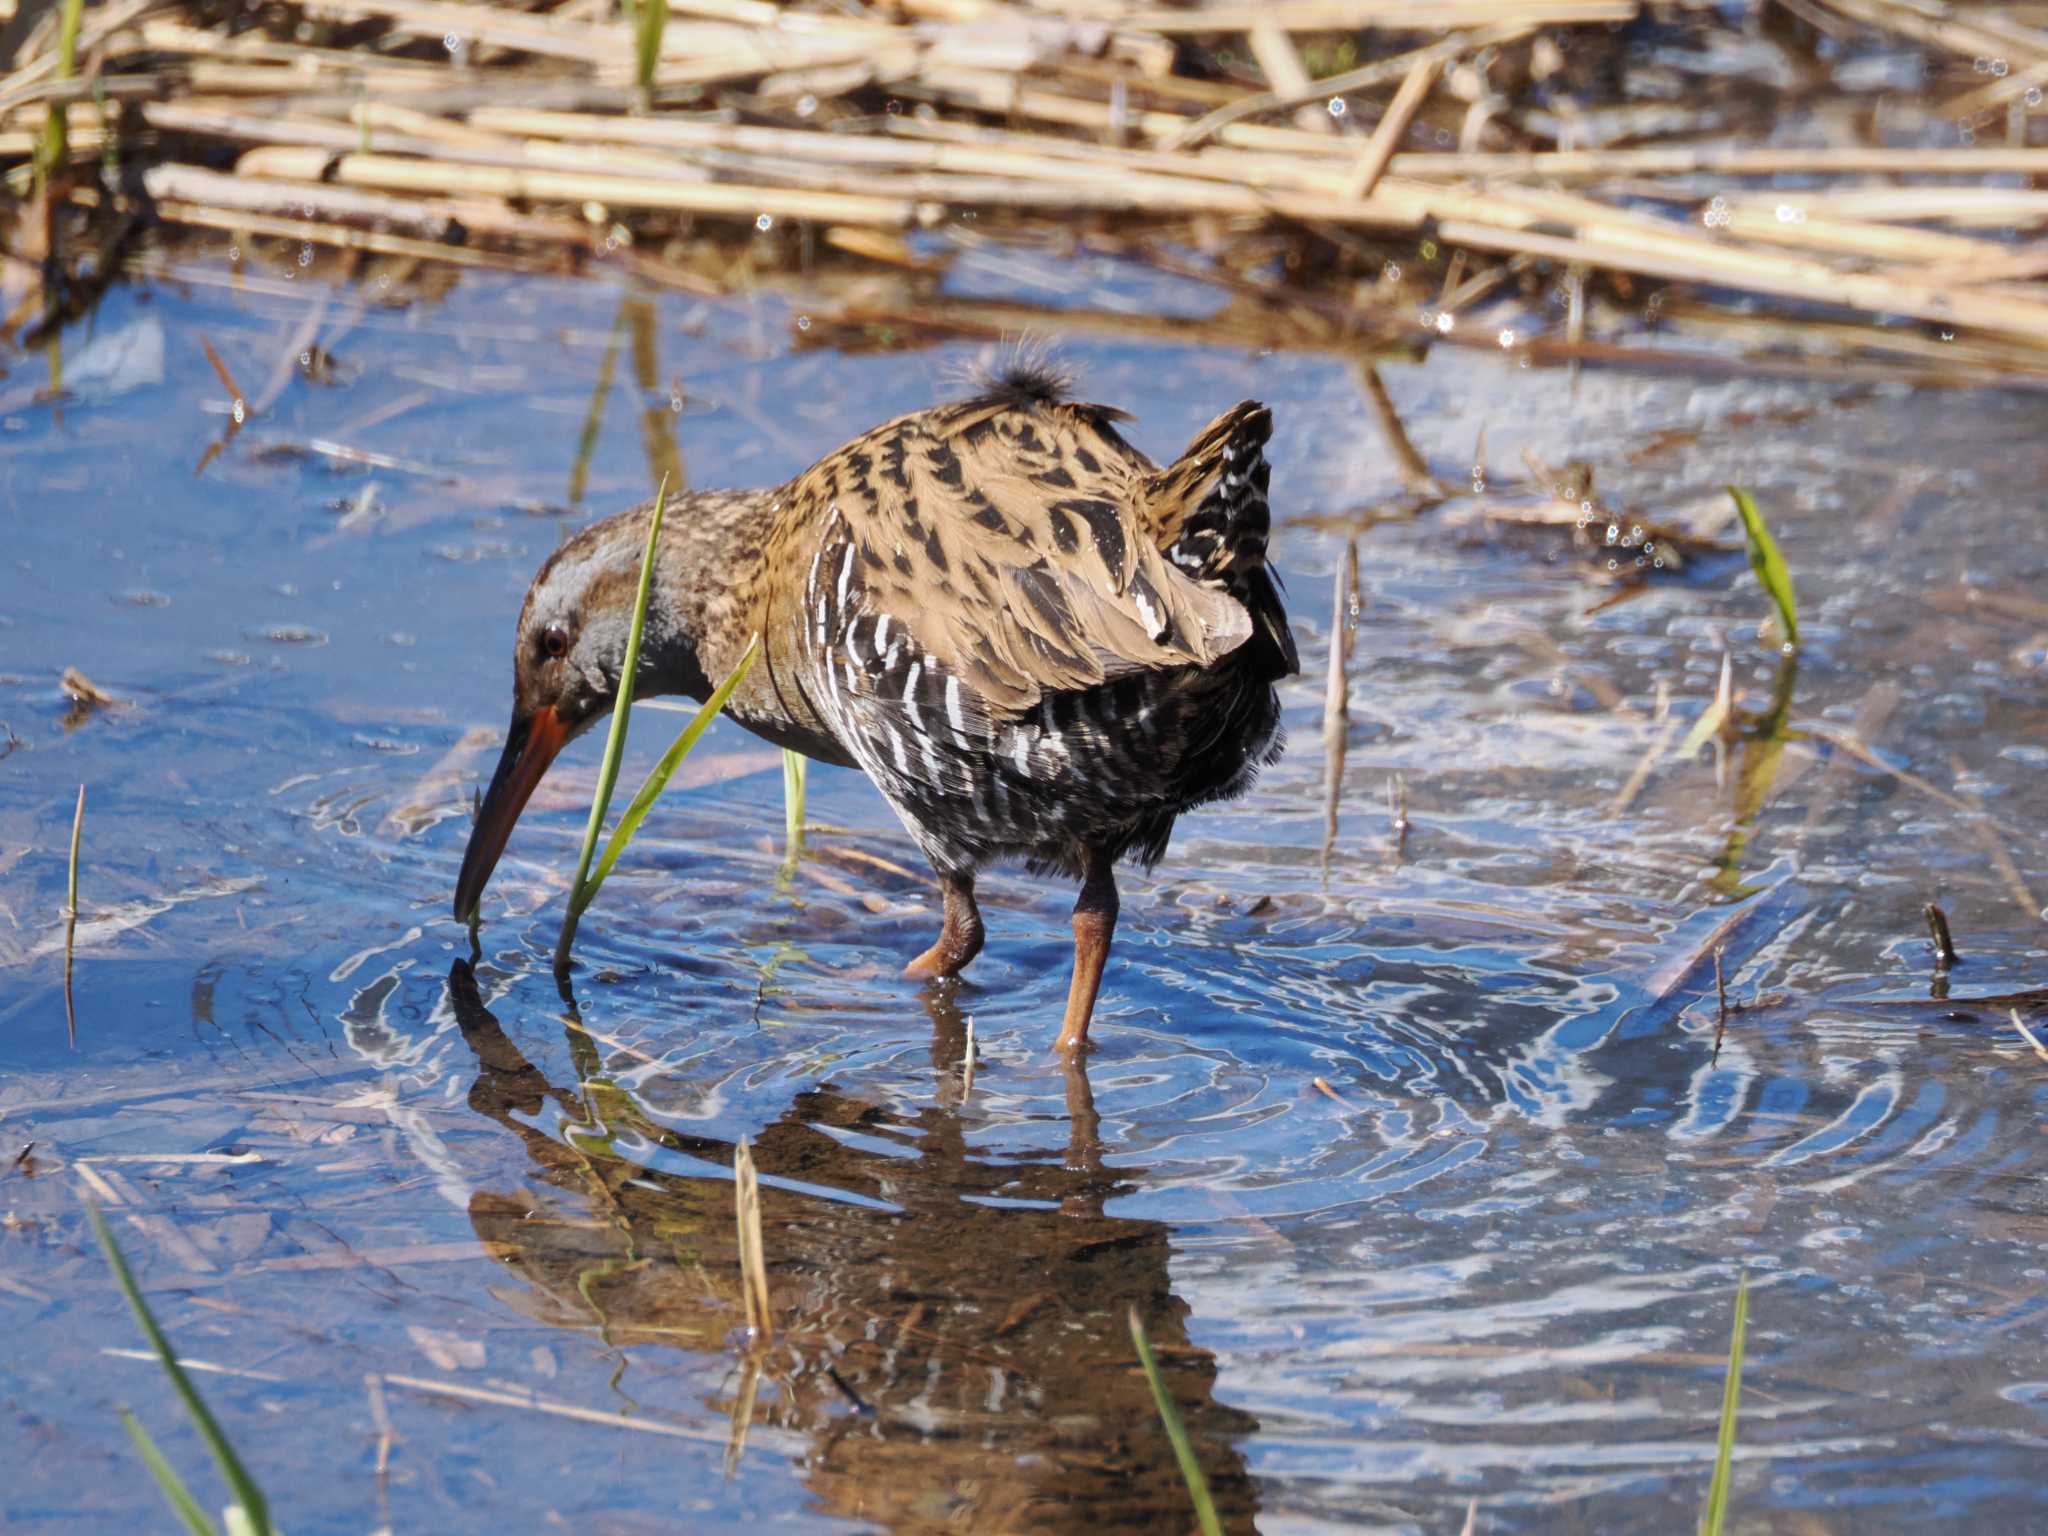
[4,0,2048,375]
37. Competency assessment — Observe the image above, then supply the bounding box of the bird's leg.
[904,870,984,980]
[1055,852,1118,1054]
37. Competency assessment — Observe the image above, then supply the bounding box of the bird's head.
[453,511,700,925]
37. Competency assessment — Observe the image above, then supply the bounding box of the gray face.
[511,537,642,736]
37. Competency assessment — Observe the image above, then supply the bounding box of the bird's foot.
[903,942,972,981]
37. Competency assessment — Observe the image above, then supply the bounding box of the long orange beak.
[454,705,570,924]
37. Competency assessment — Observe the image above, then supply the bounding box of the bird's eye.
[541,624,570,660]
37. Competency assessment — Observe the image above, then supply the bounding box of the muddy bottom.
[3,246,2047,1534]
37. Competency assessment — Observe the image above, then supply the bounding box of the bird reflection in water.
[445,961,1260,1534]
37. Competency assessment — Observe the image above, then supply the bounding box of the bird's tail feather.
[1142,401,1297,676]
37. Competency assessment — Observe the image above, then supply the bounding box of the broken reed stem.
[64,785,82,1047]
[1711,944,1729,1062]
[2012,1008,2048,1065]
[66,782,83,919]
[733,1136,772,1343]
[961,1018,977,1098]
[199,336,247,422]
[723,1351,762,1479]
[1344,54,1437,200]
[1925,902,1959,972]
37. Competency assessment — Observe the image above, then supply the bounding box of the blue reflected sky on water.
[2,250,2047,1532]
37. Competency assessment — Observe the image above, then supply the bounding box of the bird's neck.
[639,487,773,695]
[641,486,843,760]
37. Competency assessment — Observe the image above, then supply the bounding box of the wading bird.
[453,364,1296,1051]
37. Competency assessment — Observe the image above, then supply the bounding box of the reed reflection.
[445,960,1260,1534]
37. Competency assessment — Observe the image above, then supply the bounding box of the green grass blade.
[119,1409,219,1536]
[1128,1307,1223,1536]
[87,1203,274,1536]
[583,634,761,900]
[1726,487,1797,648]
[633,0,666,94]
[1673,695,1730,762]
[37,0,86,175]
[1699,1271,1750,1536]
[555,475,669,971]
[781,749,807,853]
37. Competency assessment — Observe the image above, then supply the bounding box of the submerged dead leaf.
[60,667,120,707]
[406,1326,486,1371]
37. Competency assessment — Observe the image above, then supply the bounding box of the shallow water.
[4,246,2048,1534]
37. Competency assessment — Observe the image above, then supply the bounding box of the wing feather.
[789,399,1252,724]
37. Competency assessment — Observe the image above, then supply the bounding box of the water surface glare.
[3,256,2048,1533]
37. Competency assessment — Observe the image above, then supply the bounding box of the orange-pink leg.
[904,871,984,980]
[1054,854,1118,1054]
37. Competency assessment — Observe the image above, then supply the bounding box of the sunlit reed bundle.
[4,0,2048,380]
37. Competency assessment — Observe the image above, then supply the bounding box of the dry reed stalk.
[5,0,2044,371]
[144,163,471,239]
[351,100,529,152]
[1715,203,2008,266]
[1094,0,1637,30]
[1054,55,1237,107]
[1421,143,2048,177]
[808,293,1411,356]
[1818,0,2048,67]
[0,0,156,110]
[1245,21,1331,135]
[149,198,550,269]
[733,1137,772,1343]
[1344,53,1437,198]
[0,123,106,156]
[181,60,448,95]
[329,146,1423,224]
[136,17,449,70]
[295,0,865,69]
[475,103,1191,172]
[1760,187,2048,228]
[1434,217,2048,341]
[1657,298,2048,374]
[1711,946,1730,1060]
[1944,56,2048,118]
[327,152,920,224]
[1941,244,2048,284]
[1163,23,1531,149]
[2014,1009,2048,1064]
[382,1374,731,1443]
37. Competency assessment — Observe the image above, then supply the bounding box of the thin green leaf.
[1128,1307,1223,1536]
[1699,1271,1749,1536]
[1727,487,1797,648]
[781,748,807,853]
[633,0,666,94]
[37,0,86,175]
[1674,696,1730,762]
[555,474,669,971]
[119,1409,219,1536]
[87,1203,274,1536]
[583,633,761,901]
